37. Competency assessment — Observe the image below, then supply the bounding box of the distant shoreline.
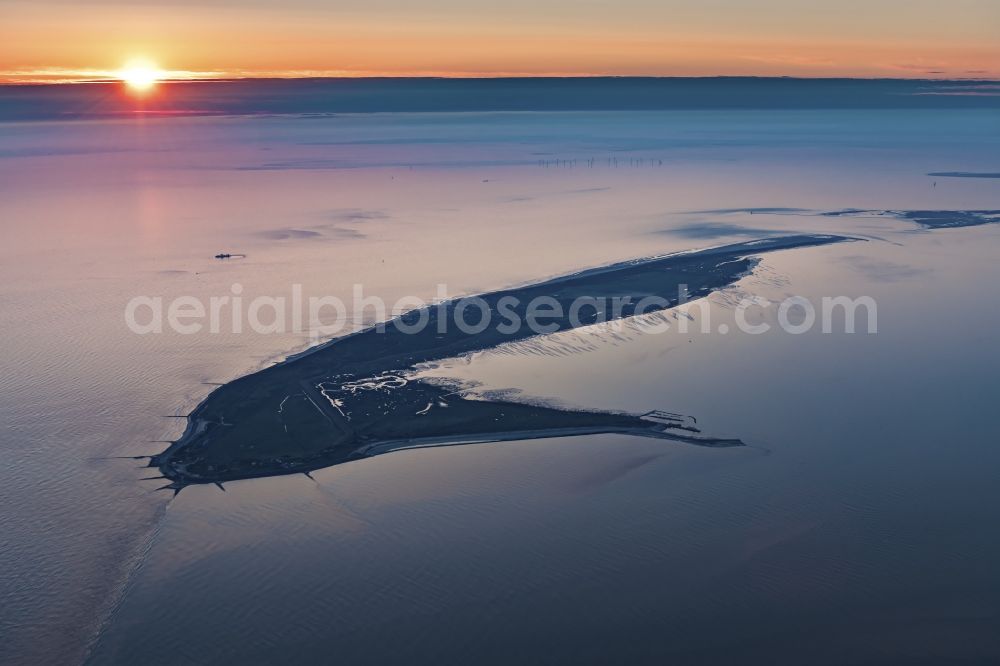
[3,77,998,122]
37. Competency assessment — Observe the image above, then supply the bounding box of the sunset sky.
[2,0,998,83]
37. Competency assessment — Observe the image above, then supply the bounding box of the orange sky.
[2,0,998,82]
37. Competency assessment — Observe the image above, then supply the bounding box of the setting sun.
[118,60,162,93]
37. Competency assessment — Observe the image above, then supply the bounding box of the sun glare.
[118,60,162,93]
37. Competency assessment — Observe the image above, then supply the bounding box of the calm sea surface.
[1,109,998,664]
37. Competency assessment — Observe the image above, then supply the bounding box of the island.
[150,234,851,491]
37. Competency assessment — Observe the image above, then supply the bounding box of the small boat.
[214,253,232,259]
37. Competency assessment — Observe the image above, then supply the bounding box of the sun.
[118,60,163,93]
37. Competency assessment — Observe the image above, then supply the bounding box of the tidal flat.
[6,104,1000,665]
[152,235,847,488]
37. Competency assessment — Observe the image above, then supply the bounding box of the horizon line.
[3,74,999,87]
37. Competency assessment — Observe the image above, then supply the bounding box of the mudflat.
[152,234,849,489]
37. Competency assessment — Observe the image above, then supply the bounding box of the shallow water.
[1,109,999,664]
